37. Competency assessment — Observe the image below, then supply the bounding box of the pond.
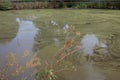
[0,18,120,80]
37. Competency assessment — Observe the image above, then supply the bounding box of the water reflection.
[81,34,100,56]
[0,18,39,57]
[0,18,39,79]
[63,24,69,33]
[84,62,106,80]
[51,20,58,26]
[80,34,109,59]
[54,29,60,35]
[53,37,59,46]
[63,62,106,80]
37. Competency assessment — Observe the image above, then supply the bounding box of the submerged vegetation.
[0,25,80,80]
[0,9,120,80]
[0,52,41,80]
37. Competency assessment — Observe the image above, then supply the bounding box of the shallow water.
[0,18,39,79]
[81,34,100,56]
[62,62,106,80]
[53,37,60,46]
[35,21,120,80]
[0,18,120,80]
[0,18,39,58]
[80,34,109,57]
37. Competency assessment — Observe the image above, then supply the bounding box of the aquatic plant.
[0,24,80,80]
[0,51,41,80]
[35,25,80,80]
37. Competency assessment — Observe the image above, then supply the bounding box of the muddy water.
[35,20,120,80]
[62,62,120,80]
[61,34,120,80]
[62,62,105,80]
[80,34,109,61]
[0,18,39,79]
[0,19,120,80]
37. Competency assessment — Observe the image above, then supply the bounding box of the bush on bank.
[0,1,120,10]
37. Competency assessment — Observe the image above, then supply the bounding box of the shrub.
[62,2,67,8]
[0,0,12,10]
[73,3,88,9]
